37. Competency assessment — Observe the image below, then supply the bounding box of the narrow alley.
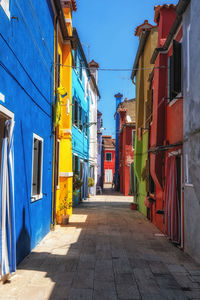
[1,190,200,300]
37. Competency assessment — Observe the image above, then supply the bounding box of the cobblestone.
[1,190,200,299]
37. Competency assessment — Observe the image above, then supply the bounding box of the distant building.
[102,136,115,185]
[88,60,101,196]
[118,98,136,196]
[97,111,104,190]
[114,93,123,190]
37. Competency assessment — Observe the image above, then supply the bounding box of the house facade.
[182,0,200,261]
[97,111,104,190]
[114,93,123,190]
[102,136,115,185]
[71,28,90,204]
[0,0,55,269]
[149,4,184,246]
[88,60,100,196]
[118,99,136,196]
[53,0,77,224]
[131,21,158,217]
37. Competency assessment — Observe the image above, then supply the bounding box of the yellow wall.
[54,7,73,221]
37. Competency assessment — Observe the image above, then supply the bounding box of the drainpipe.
[52,13,60,228]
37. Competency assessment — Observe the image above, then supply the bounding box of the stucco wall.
[0,0,54,263]
[183,1,200,263]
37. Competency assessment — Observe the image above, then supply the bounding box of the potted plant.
[88,177,94,198]
[57,196,72,225]
[73,174,83,206]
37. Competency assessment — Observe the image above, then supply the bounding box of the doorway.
[0,105,15,279]
[105,169,113,183]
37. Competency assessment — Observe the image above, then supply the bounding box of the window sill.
[185,183,194,188]
[31,193,43,202]
[168,92,183,107]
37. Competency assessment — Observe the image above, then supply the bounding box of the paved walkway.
[1,191,200,299]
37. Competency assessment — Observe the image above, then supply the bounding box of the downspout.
[52,13,60,228]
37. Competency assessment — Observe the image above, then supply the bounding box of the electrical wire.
[55,64,167,72]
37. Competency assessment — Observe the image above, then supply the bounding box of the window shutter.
[170,55,175,101]
[173,40,182,95]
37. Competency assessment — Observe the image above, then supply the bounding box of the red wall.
[103,149,115,183]
[150,7,183,234]
[119,127,134,196]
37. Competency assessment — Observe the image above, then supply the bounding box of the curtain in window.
[82,162,88,200]
[0,120,16,277]
[164,156,180,244]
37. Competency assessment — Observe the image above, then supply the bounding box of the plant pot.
[61,214,69,225]
[130,203,138,210]
[56,213,62,224]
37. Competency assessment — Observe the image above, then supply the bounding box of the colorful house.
[0,0,55,270]
[131,20,158,217]
[118,98,136,196]
[97,111,104,191]
[114,93,123,190]
[181,0,200,262]
[102,136,115,185]
[88,60,101,196]
[53,0,77,224]
[71,28,90,204]
[149,4,184,246]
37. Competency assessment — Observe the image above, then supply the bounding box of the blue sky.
[73,0,177,137]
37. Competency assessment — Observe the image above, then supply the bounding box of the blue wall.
[114,93,123,189]
[0,0,54,263]
[72,47,89,200]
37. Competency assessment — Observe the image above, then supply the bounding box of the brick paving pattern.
[1,190,200,299]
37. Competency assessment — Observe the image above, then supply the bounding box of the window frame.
[0,0,10,19]
[79,59,83,82]
[105,152,112,162]
[132,130,135,150]
[31,133,44,202]
[56,139,60,189]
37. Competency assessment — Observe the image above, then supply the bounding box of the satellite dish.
[126,115,131,122]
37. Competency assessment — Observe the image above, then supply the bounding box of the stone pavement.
[1,190,200,300]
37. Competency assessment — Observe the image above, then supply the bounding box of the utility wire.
[55,64,167,72]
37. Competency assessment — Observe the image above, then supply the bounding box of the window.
[106,153,112,161]
[58,54,61,87]
[56,140,60,188]
[79,105,82,131]
[132,130,135,149]
[0,0,10,18]
[73,154,79,175]
[187,24,190,92]
[85,113,88,136]
[79,59,83,81]
[72,48,77,70]
[73,97,78,126]
[31,134,43,201]
[168,40,182,101]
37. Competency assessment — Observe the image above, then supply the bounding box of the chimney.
[88,60,99,84]
[114,93,123,109]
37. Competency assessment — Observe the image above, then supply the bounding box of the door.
[105,169,112,183]
[0,108,16,278]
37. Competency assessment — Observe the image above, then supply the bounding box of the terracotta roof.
[102,136,115,149]
[72,0,77,11]
[61,0,77,11]
[154,4,177,23]
[135,20,155,36]
[88,60,99,68]
[118,98,136,123]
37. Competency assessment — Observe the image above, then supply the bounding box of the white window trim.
[31,133,44,202]
[187,24,191,93]
[0,0,10,19]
